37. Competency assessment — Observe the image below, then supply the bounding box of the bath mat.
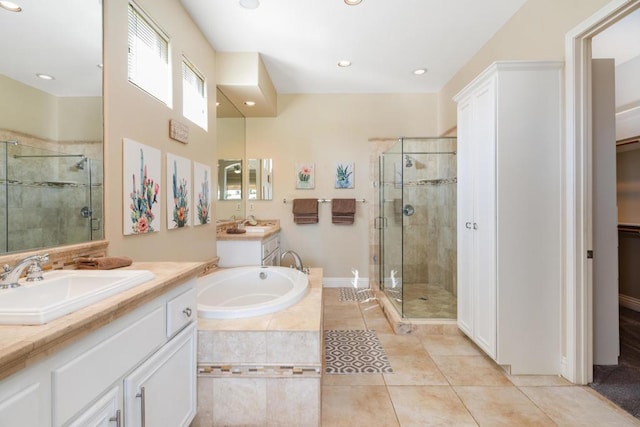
[324,329,393,374]
[338,287,374,302]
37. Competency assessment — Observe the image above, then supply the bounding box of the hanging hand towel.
[292,198,319,224]
[332,198,356,224]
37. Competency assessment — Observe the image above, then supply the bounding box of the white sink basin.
[0,269,155,325]
[244,226,271,233]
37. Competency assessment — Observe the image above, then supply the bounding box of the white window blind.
[182,59,208,130]
[127,3,170,105]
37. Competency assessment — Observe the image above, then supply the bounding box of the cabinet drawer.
[167,285,196,338]
[262,235,280,259]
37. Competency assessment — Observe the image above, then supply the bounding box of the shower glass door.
[379,137,457,319]
[379,140,404,315]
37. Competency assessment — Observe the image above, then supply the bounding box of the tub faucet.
[0,253,49,289]
[280,250,307,273]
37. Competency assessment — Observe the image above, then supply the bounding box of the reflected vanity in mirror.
[0,0,103,254]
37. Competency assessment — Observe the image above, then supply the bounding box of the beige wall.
[104,0,218,261]
[437,0,612,134]
[245,93,438,278]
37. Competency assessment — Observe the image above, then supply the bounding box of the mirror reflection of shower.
[1,141,102,254]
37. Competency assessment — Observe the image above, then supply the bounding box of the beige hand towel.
[292,198,319,224]
[76,256,133,270]
[332,198,356,224]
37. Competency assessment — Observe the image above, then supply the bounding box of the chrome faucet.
[0,253,49,289]
[280,250,307,273]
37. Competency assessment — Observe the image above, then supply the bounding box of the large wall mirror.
[0,0,103,254]
[216,89,274,221]
[216,89,246,220]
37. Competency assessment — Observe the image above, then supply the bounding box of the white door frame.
[564,0,640,384]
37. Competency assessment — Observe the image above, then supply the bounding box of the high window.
[182,58,207,130]
[127,3,171,105]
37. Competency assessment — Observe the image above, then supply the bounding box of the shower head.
[75,156,87,170]
[404,155,413,168]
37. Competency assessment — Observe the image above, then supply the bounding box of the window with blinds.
[127,3,171,105]
[182,59,208,130]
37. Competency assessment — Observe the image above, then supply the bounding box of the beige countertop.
[216,224,281,241]
[0,261,206,381]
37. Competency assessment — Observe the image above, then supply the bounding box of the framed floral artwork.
[335,162,354,189]
[193,161,212,226]
[123,138,161,235]
[295,162,315,189]
[167,153,191,229]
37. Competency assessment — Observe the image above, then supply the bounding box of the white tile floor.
[321,288,640,426]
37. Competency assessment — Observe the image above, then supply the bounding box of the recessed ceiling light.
[337,60,352,68]
[413,68,427,75]
[36,73,55,81]
[238,0,259,9]
[0,1,22,12]
[344,0,362,5]
[244,101,256,106]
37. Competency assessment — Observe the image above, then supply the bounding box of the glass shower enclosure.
[378,137,457,318]
[0,141,103,254]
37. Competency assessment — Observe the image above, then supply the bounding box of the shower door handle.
[402,205,414,216]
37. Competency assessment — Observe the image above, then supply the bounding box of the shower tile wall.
[0,129,103,253]
[401,139,457,296]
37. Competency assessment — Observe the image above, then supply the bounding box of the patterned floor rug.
[324,329,393,374]
[338,287,374,302]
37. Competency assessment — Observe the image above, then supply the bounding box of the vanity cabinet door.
[124,322,197,427]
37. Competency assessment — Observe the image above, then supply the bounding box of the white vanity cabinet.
[0,277,198,427]
[454,61,562,375]
[217,231,281,267]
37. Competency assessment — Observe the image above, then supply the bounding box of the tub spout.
[280,250,306,273]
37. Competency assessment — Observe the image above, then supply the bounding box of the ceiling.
[181,0,528,94]
[2,0,638,101]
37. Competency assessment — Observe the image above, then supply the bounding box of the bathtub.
[197,266,309,319]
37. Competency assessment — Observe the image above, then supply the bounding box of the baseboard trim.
[619,294,640,312]
[322,277,369,288]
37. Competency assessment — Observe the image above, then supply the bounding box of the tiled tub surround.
[194,268,323,427]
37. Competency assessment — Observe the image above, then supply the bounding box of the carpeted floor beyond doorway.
[590,306,640,419]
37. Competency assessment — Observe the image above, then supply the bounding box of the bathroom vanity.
[0,262,204,427]
[216,222,281,267]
